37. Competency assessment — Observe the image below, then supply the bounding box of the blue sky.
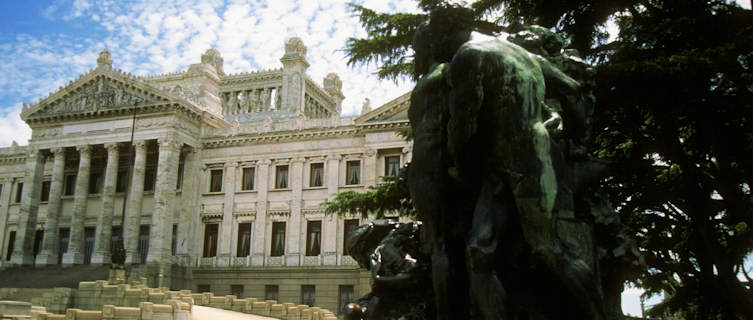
[1,0,751,317]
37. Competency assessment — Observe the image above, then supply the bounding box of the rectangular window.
[343,219,360,256]
[58,228,69,265]
[197,284,210,293]
[176,162,184,190]
[242,167,255,191]
[306,220,321,256]
[209,169,223,192]
[116,171,128,193]
[171,224,178,256]
[231,284,244,298]
[385,156,401,177]
[237,222,252,257]
[301,285,315,307]
[143,169,156,191]
[310,163,324,187]
[40,181,51,202]
[338,285,355,315]
[137,225,149,264]
[265,285,279,302]
[6,231,16,261]
[15,183,23,203]
[203,223,218,257]
[271,222,285,256]
[84,227,95,264]
[33,229,44,257]
[346,161,360,185]
[110,226,122,252]
[275,165,288,189]
[64,174,76,195]
[89,172,102,194]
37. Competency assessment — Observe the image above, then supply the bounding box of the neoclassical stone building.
[0,37,411,313]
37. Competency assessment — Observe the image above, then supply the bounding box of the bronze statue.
[346,5,642,320]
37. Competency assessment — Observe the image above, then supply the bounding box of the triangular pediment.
[355,92,410,124]
[21,67,175,121]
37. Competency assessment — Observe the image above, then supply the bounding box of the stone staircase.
[0,265,110,288]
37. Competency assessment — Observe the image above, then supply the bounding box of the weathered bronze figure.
[345,5,641,320]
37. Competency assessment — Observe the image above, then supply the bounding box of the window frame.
[241,167,255,191]
[270,221,286,256]
[40,180,51,202]
[203,223,219,258]
[309,163,324,187]
[236,222,252,257]
[384,155,401,177]
[301,285,316,307]
[209,169,223,193]
[305,220,322,256]
[64,174,76,196]
[343,219,360,256]
[345,160,361,185]
[14,182,23,203]
[275,165,289,189]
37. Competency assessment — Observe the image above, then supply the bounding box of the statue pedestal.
[108,268,126,285]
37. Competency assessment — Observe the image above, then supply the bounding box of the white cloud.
[0,104,32,147]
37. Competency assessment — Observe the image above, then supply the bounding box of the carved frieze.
[40,77,163,116]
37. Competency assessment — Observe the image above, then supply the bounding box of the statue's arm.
[448,47,484,171]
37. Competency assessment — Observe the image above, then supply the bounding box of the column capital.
[157,137,181,150]
[50,147,65,155]
[104,143,120,153]
[292,157,306,164]
[76,145,92,154]
[326,154,341,161]
[27,147,42,159]
[224,161,238,168]
[259,159,272,165]
[364,149,376,157]
[181,145,198,155]
[133,140,147,150]
[402,146,411,154]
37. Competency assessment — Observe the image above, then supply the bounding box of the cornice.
[220,69,283,88]
[202,125,362,149]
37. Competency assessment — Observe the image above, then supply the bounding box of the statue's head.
[413,4,473,76]
[428,5,473,62]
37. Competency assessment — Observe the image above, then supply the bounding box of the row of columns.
[10,137,189,266]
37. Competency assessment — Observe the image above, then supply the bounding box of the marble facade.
[0,37,410,313]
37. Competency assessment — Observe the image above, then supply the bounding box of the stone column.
[176,147,198,265]
[36,147,66,265]
[251,160,270,266]
[125,140,147,264]
[10,148,45,265]
[217,162,237,267]
[62,145,91,265]
[287,157,304,266]
[324,154,341,265]
[91,143,120,264]
[146,137,180,263]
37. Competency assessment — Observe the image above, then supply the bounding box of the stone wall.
[0,288,74,314]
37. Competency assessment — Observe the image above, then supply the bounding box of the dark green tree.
[339,0,753,318]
